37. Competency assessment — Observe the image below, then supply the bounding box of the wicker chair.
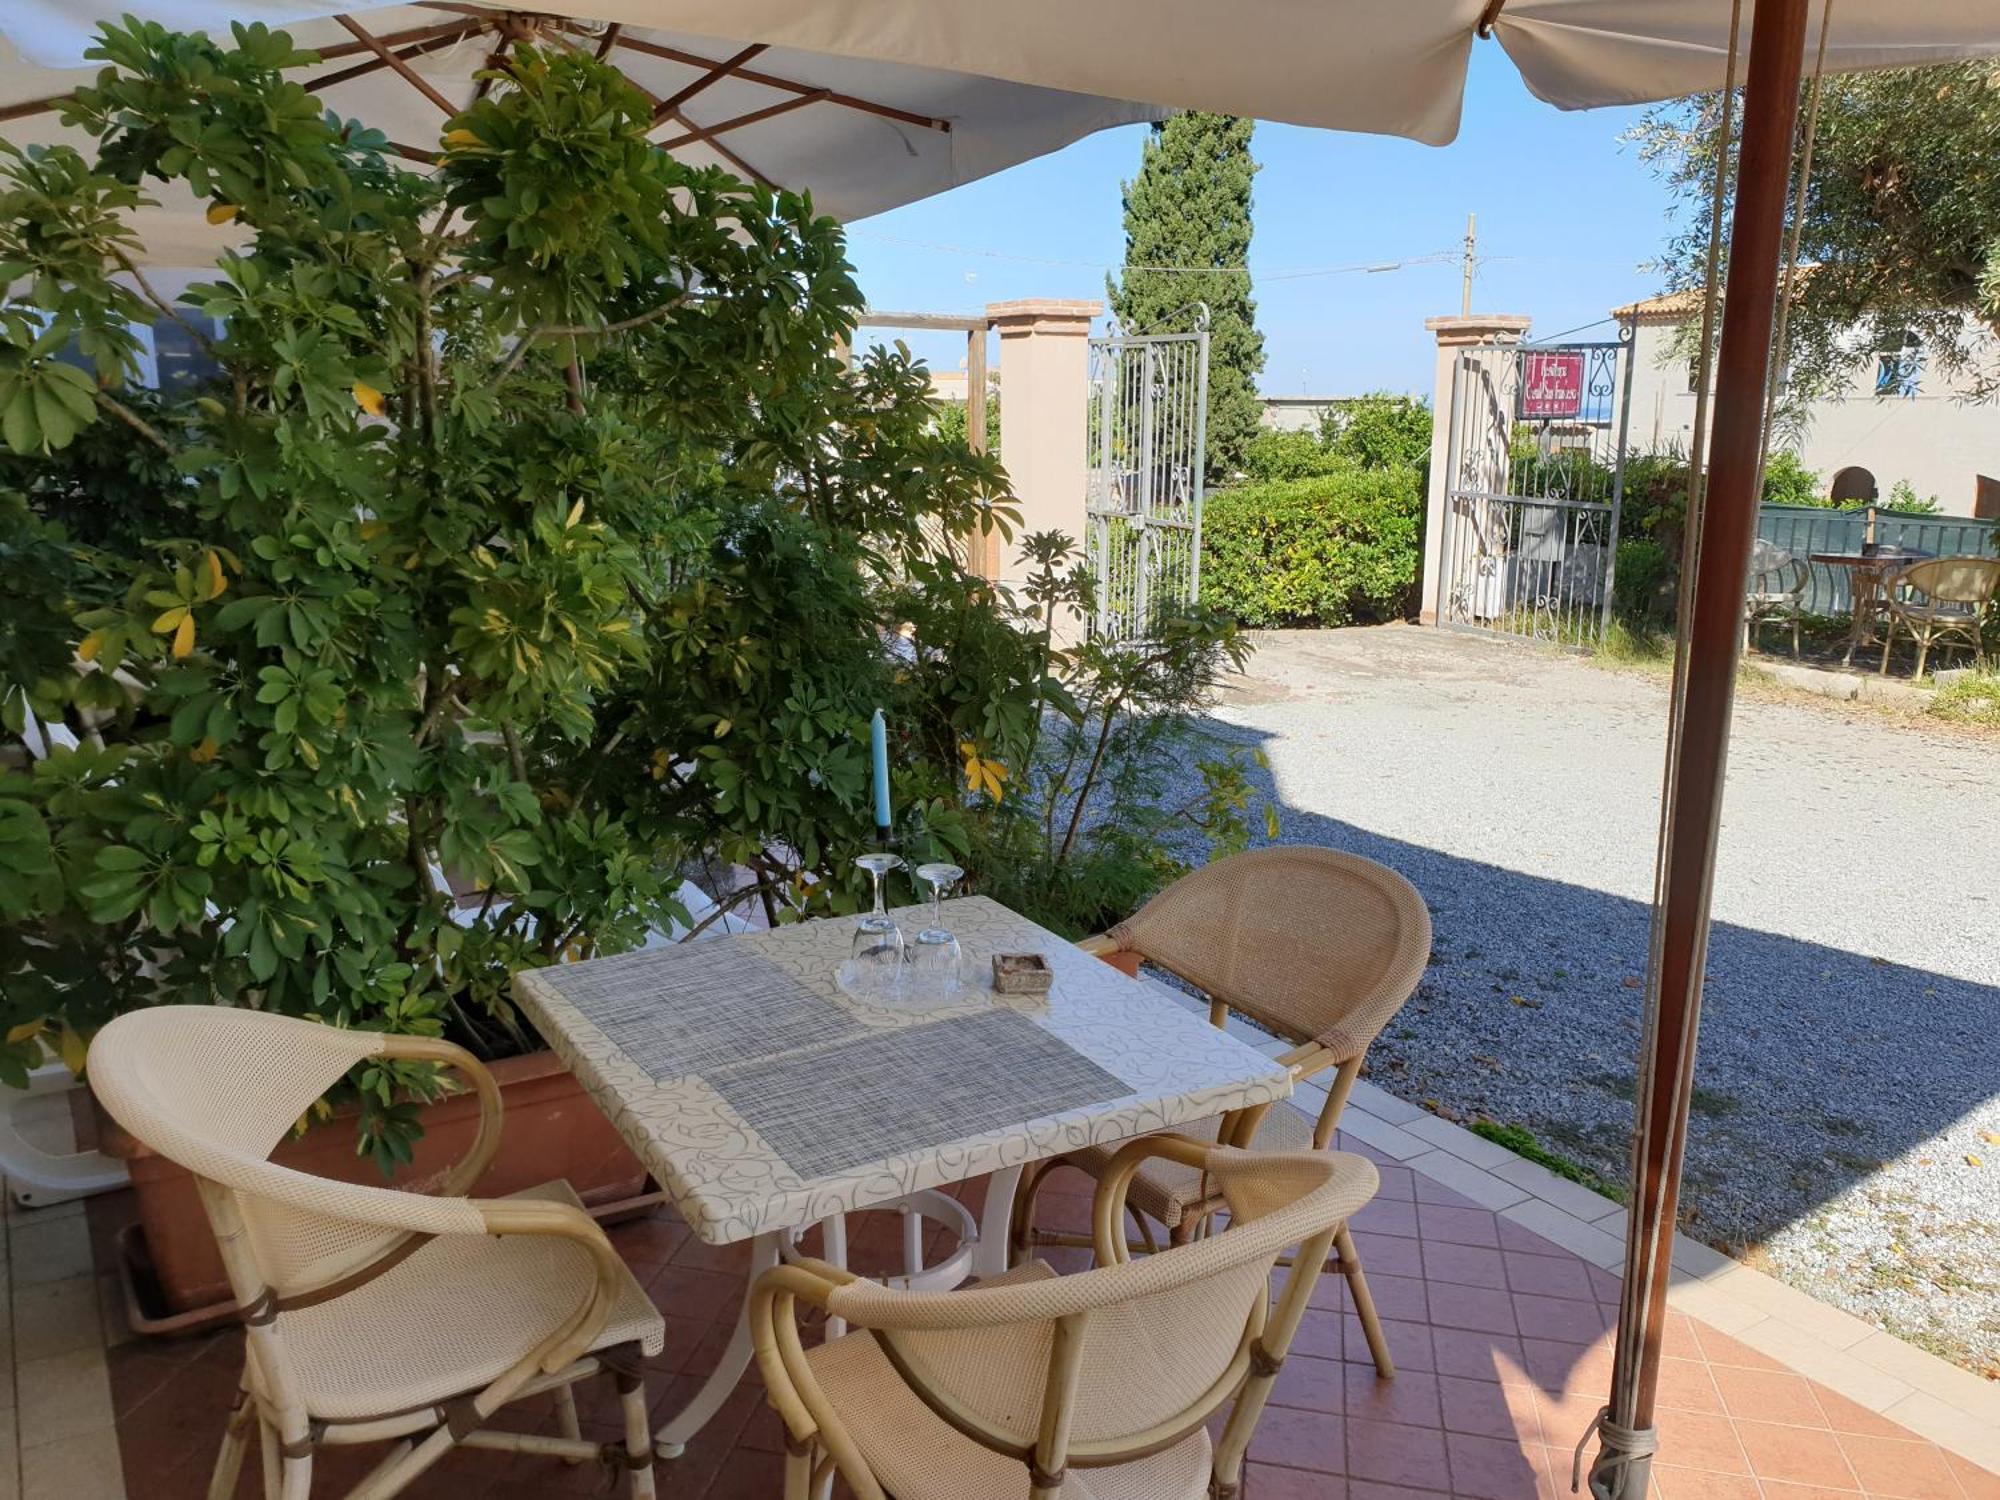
[87,1007,664,1500]
[1013,845,1430,1376]
[1744,538,1809,657]
[1879,555,2000,677]
[754,1137,1378,1500]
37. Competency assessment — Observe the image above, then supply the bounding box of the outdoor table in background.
[1808,545,1933,665]
[511,893,1293,1460]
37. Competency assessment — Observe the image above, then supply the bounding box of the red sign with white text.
[1518,352,1585,420]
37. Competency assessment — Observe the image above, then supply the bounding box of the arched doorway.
[1830,465,1877,504]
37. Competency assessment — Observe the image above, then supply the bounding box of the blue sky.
[844,44,1680,395]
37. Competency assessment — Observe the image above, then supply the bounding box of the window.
[1873,331,1922,397]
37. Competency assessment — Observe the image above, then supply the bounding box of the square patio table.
[512,893,1293,1456]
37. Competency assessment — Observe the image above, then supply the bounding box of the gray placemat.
[535,942,862,1080]
[704,1007,1128,1180]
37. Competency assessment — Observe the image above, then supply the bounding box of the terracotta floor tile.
[1432,1327,1531,1384]
[1502,1250,1595,1302]
[1734,1417,1861,1489]
[1363,1270,1433,1322]
[1652,1355,1724,1415]
[1414,1176,1486,1210]
[1945,1451,2000,1500]
[1341,1315,1435,1373]
[700,1444,787,1498]
[1349,1228,1425,1277]
[1271,1354,1346,1415]
[1521,1336,1610,1394]
[1495,1220,1570,1257]
[1445,1431,1548,1500]
[1352,1198,1420,1239]
[1245,1462,1348,1499]
[1344,1365,1443,1429]
[1370,1163,1419,1201]
[1652,1409,1753,1475]
[1249,1404,1347,1474]
[1349,1481,1454,1500]
[1710,1364,1826,1427]
[1293,1307,1345,1360]
[1419,1203,1505,1248]
[1451,1373,1543,1441]
[1807,1382,1910,1439]
[1757,1484,1870,1500]
[1425,1241,1511,1290]
[1648,1465,1764,1500]
[1511,1292,1612,1346]
[1835,1432,1963,1499]
[1693,1324,1788,1372]
[1428,1281,1521,1336]
[1346,1416,1454,1491]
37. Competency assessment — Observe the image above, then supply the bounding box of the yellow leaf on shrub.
[57,1023,87,1077]
[714,719,732,739]
[151,606,187,635]
[172,613,196,658]
[353,380,387,417]
[77,628,108,663]
[189,737,219,764]
[442,128,481,148]
[206,201,239,224]
[5,1020,44,1045]
[204,549,227,600]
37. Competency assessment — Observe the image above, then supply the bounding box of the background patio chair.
[87,1007,664,1500]
[1744,537,1809,657]
[754,1136,1378,1500]
[1013,844,1430,1377]
[1879,555,2000,677]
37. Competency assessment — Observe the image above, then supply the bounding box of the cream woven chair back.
[87,1008,483,1303]
[824,1147,1377,1451]
[1897,556,2000,607]
[1112,846,1431,1055]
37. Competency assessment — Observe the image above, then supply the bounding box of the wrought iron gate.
[1437,332,1634,644]
[1085,311,1210,643]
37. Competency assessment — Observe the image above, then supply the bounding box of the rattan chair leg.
[259,1418,281,1500]
[206,1391,254,1500]
[1338,1227,1395,1379]
[280,1453,312,1500]
[620,1378,657,1499]
[1880,615,1897,674]
[1009,1160,1056,1268]
[1915,627,1932,679]
[784,1444,812,1500]
[553,1380,583,1461]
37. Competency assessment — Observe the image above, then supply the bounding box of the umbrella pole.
[1588,0,1810,1495]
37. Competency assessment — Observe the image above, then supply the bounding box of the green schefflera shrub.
[0,24,1019,1166]
[1200,467,1423,628]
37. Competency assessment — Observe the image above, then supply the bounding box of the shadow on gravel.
[1193,715,2000,1264]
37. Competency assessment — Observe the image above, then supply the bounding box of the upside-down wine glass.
[851,852,906,1000]
[909,862,965,1002]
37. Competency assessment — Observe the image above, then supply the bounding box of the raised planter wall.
[97,1047,647,1314]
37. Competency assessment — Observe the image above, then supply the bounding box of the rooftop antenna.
[1461,211,1477,317]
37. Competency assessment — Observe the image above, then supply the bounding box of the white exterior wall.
[1621,317,2000,515]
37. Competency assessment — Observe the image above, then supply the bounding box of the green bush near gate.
[1199,467,1423,627]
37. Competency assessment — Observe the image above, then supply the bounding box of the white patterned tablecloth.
[513,895,1293,1244]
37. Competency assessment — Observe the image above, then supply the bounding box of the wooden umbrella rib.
[593,23,623,61]
[305,24,484,95]
[654,43,770,117]
[657,107,773,187]
[658,90,830,149]
[332,12,461,115]
[611,34,950,134]
[309,17,481,65]
[0,93,68,124]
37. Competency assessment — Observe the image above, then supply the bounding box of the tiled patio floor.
[87,1135,2000,1500]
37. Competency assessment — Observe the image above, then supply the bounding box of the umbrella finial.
[1476,0,1508,38]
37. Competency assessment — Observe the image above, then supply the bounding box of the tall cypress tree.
[1107,113,1266,482]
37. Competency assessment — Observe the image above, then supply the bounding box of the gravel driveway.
[1181,625,2000,1374]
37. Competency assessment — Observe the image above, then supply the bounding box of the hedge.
[1199,466,1423,628]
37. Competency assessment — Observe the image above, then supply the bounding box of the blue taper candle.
[870,708,892,845]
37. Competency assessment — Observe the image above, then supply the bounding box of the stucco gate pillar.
[989,299,1100,591]
[1419,314,1531,623]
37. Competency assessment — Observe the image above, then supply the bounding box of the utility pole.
[1461,211,1477,317]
